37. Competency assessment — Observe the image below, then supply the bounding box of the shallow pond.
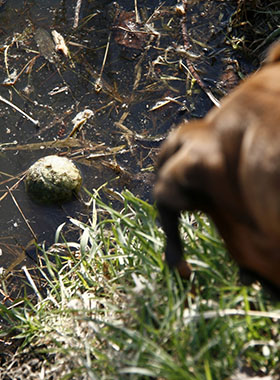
[0,0,259,298]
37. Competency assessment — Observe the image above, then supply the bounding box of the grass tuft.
[1,190,280,379]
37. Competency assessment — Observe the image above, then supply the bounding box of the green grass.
[1,190,280,379]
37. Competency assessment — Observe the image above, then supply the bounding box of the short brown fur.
[154,42,280,293]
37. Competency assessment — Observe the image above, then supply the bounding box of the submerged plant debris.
[113,9,149,49]
[34,28,58,63]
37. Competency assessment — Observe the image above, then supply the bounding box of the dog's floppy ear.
[156,202,192,279]
[154,120,225,277]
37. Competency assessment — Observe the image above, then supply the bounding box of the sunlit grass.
[1,190,280,379]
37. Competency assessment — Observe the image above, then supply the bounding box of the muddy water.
[0,0,257,297]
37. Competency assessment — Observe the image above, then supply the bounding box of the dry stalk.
[7,186,37,241]
[73,0,82,29]
[180,0,220,108]
[0,173,26,201]
[0,95,39,125]
[134,0,140,23]
[94,32,112,92]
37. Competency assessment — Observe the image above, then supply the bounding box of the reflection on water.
[0,0,256,296]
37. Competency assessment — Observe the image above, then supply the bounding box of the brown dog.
[154,42,280,294]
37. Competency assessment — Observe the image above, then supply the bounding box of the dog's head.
[154,42,280,291]
[154,119,225,213]
[154,119,227,279]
